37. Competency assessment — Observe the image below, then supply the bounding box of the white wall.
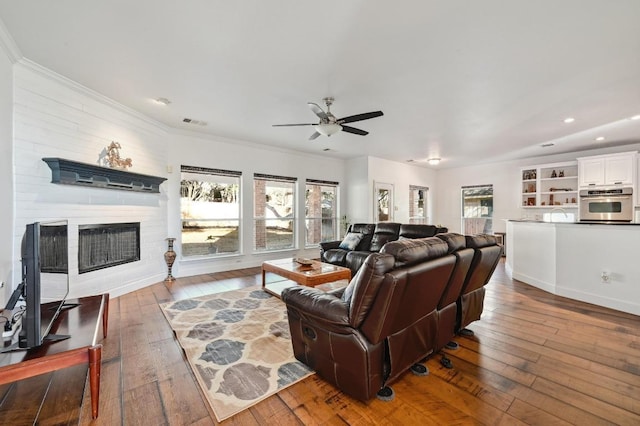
[344,156,438,225]
[166,132,347,278]
[345,156,369,223]
[368,157,438,224]
[0,32,14,304]
[11,61,170,301]
[435,161,517,233]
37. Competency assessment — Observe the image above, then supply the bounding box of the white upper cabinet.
[578,158,605,186]
[605,155,634,185]
[578,152,636,187]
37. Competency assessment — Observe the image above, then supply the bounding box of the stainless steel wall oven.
[579,187,633,222]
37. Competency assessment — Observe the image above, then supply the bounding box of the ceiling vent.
[182,118,208,126]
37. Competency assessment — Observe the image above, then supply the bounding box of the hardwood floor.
[2,259,639,425]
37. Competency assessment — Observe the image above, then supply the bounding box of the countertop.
[508,219,640,225]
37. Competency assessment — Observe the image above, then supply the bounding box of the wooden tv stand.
[0,294,108,419]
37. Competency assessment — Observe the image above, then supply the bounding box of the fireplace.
[78,223,140,274]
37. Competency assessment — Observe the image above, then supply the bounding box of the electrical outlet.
[601,271,610,283]
[2,317,22,339]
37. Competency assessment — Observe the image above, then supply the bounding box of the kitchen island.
[506,220,640,315]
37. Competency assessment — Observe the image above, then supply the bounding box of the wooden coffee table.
[262,258,351,297]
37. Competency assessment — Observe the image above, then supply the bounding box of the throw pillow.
[338,232,363,251]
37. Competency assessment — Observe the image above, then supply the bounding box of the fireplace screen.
[78,222,140,274]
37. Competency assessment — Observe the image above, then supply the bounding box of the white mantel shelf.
[505,220,640,316]
[43,158,167,193]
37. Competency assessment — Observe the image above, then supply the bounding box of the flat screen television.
[2,220,70,351]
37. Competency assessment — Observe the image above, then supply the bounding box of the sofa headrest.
[399,224,437,239]
[348,223,376,251]
[436,232,466,253]
[380,237,449,268]
[368,222,400,252]
[373,222,401,235]
[465,234,498,249]
[350,223,375,235]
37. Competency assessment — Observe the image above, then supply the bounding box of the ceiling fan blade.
[308,102,329,121]
[341,125,369,136]
[338,111,384,124]
[272,123,315,127]
[309,131,321,140]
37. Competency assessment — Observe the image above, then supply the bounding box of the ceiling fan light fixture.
[314,123,342,136]
[427,158,441,165]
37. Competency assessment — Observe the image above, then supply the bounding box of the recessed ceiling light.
[154,97,171,105]
[427,158,441,165]
[631,114,640,120]
[595,136,605,141]
[563,117,575,123]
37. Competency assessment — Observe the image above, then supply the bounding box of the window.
[305,179,339,246]
[254,174,296,251]
[180,166,241,257]
[409,185,429,224]
[462,184,493,234]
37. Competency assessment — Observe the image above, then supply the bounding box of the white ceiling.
[1,1,639,169]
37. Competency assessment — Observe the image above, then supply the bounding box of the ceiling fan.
[273,97,383,140]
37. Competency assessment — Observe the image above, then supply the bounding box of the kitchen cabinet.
[520,161,578,208]
[578,152,636,187]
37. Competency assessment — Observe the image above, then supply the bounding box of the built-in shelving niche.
[42,158,167,193]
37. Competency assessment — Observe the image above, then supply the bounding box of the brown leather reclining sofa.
[281,233,501,402]
[320,222,448,275]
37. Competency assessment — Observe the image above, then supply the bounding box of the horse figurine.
[105,141,133,170]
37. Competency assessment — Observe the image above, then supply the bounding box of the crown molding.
[13,57,345,165]
[0,17,22,63]
[15,58,170,133]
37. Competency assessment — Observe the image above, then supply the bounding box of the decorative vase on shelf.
[164,237,176,283]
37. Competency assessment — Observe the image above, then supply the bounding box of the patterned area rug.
[160,286,314,421]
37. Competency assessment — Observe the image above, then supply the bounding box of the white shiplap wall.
[12,60,170,300]
[0,39,14,305]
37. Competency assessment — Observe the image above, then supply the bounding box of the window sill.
[179,252,242,263]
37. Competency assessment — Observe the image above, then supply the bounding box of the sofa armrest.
[345,251,372,276]
[319,240,342,251]
[319,240,343,262]
[281,286,350,326]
